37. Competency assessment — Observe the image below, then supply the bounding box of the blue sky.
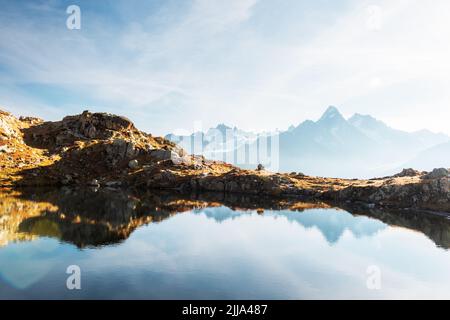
[1,0,450,135]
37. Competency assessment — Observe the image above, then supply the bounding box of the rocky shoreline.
[1,109,449,213]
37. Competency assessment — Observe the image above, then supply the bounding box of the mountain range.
[166,106,449,178]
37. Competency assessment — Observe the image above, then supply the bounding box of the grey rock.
[149,149,190,165]
[394,168,420,177]
[424,168,449,179]
[128,159,139,169]
[85,124,97,138]
[171,154,191,165]
[150,149,175,161]
[106,139,138,161]
[173,146,187,157]
[125,143,138,158]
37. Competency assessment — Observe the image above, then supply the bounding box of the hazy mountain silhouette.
[349,113,448,157]
[278,106,378,177]
[403,142,450,171]
[167,106,449,178]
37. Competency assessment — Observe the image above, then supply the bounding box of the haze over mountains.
[167,106,449,178]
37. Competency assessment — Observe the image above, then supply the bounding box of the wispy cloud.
[0,0,450,135]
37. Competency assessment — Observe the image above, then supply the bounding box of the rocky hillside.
[1,108,449,213]
[0,109,232,186]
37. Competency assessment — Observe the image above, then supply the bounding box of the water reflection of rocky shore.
[1,187,450,249]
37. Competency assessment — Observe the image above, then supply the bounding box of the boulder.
[128,159,139,169]
[150,149,173,161]
[106,139,138,160]
[171,154,191,165]
[394,168,421,177]
[423,168,449,179]
[61,111,135,140]
[84,124,97,139]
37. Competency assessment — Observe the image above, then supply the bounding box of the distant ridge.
[167,106,449,178]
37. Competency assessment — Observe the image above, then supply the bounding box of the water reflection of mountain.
[197,207,387,244]
[1,188,450,249]
[197,207,244,222]
[271,209,387,244]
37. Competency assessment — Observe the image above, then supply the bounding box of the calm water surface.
[1,188,450,299]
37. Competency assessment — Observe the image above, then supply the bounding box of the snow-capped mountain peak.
[318,106,345,122]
